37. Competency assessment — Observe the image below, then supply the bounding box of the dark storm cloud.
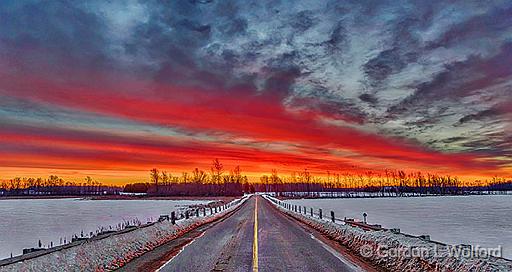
[117,0,311,96]
[361,4,435,86]
[0,1,109,73]
[363,47,411,84]
[289,10,316,32]
[218,18,248,37]
[388,42,512,116]
[288,92,368,124]
[427,5,512,50]
[324,21,347,54]
[440,137,468,144]
[461,133,512,165]
[458,108,501,124]
[359,93,378,104]
[263,67,302,99]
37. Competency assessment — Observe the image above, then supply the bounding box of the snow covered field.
[0,198,212,259]
[0,196,247,271]
[286,195,512,259]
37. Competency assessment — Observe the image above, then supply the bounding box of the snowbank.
[0,196,248,272]
[264,195,512,272]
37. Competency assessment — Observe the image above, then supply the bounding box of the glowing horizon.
[1,1,511,185]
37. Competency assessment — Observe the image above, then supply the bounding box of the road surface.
[158,195,368,272]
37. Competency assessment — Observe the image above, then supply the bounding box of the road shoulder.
[117,200,248,272]
[267,200,383,272]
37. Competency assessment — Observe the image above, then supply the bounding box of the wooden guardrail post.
[185,210,189,219]
[319,209,323,219]
[331,211,335,223]
[195,209,199,217]
[171,211,176,225]
[203,208,206,216]
[210,207,213,215]
[310,207,313,217]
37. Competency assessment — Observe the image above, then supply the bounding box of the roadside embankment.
[0,196,248,272]
[264,195,512,272]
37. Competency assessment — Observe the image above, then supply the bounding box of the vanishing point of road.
[156,195,373,272]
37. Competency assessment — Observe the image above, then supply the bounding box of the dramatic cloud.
[0,0,511,183]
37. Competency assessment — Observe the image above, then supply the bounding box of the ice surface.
[0,198,212,259]
[0,196,247,271]
[285,195,512,259]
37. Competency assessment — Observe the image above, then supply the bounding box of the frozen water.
[0,196,248,271]
[0,198,211,259]
[286,195,512,259]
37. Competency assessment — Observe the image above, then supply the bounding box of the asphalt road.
[159,195,365,272]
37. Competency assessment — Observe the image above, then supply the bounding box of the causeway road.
[157,195,373,272]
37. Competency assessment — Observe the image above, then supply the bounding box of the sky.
[0,0,511,184]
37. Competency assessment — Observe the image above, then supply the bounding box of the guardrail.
[263,194,449,245]
[169,197,244,224]
[264,195,382,229]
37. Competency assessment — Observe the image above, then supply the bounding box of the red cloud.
[0,66,504,180]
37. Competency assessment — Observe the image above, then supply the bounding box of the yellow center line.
[252,196,259,272]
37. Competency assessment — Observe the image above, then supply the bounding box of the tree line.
[124,159,250,196]
[254,169,512,197]
[125,164,511,197]
[3,163,509,198]
[0,175,121,196]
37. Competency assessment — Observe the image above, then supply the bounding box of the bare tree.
[150,168,160,194]
[210,159,223,185]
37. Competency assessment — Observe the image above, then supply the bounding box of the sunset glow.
[1,1,511,184]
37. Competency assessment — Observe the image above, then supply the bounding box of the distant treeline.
[255,169,512,196]
[124,159,251,196]
[0,175,121,196]
[3,163,510,198]
[124,164,511,197]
